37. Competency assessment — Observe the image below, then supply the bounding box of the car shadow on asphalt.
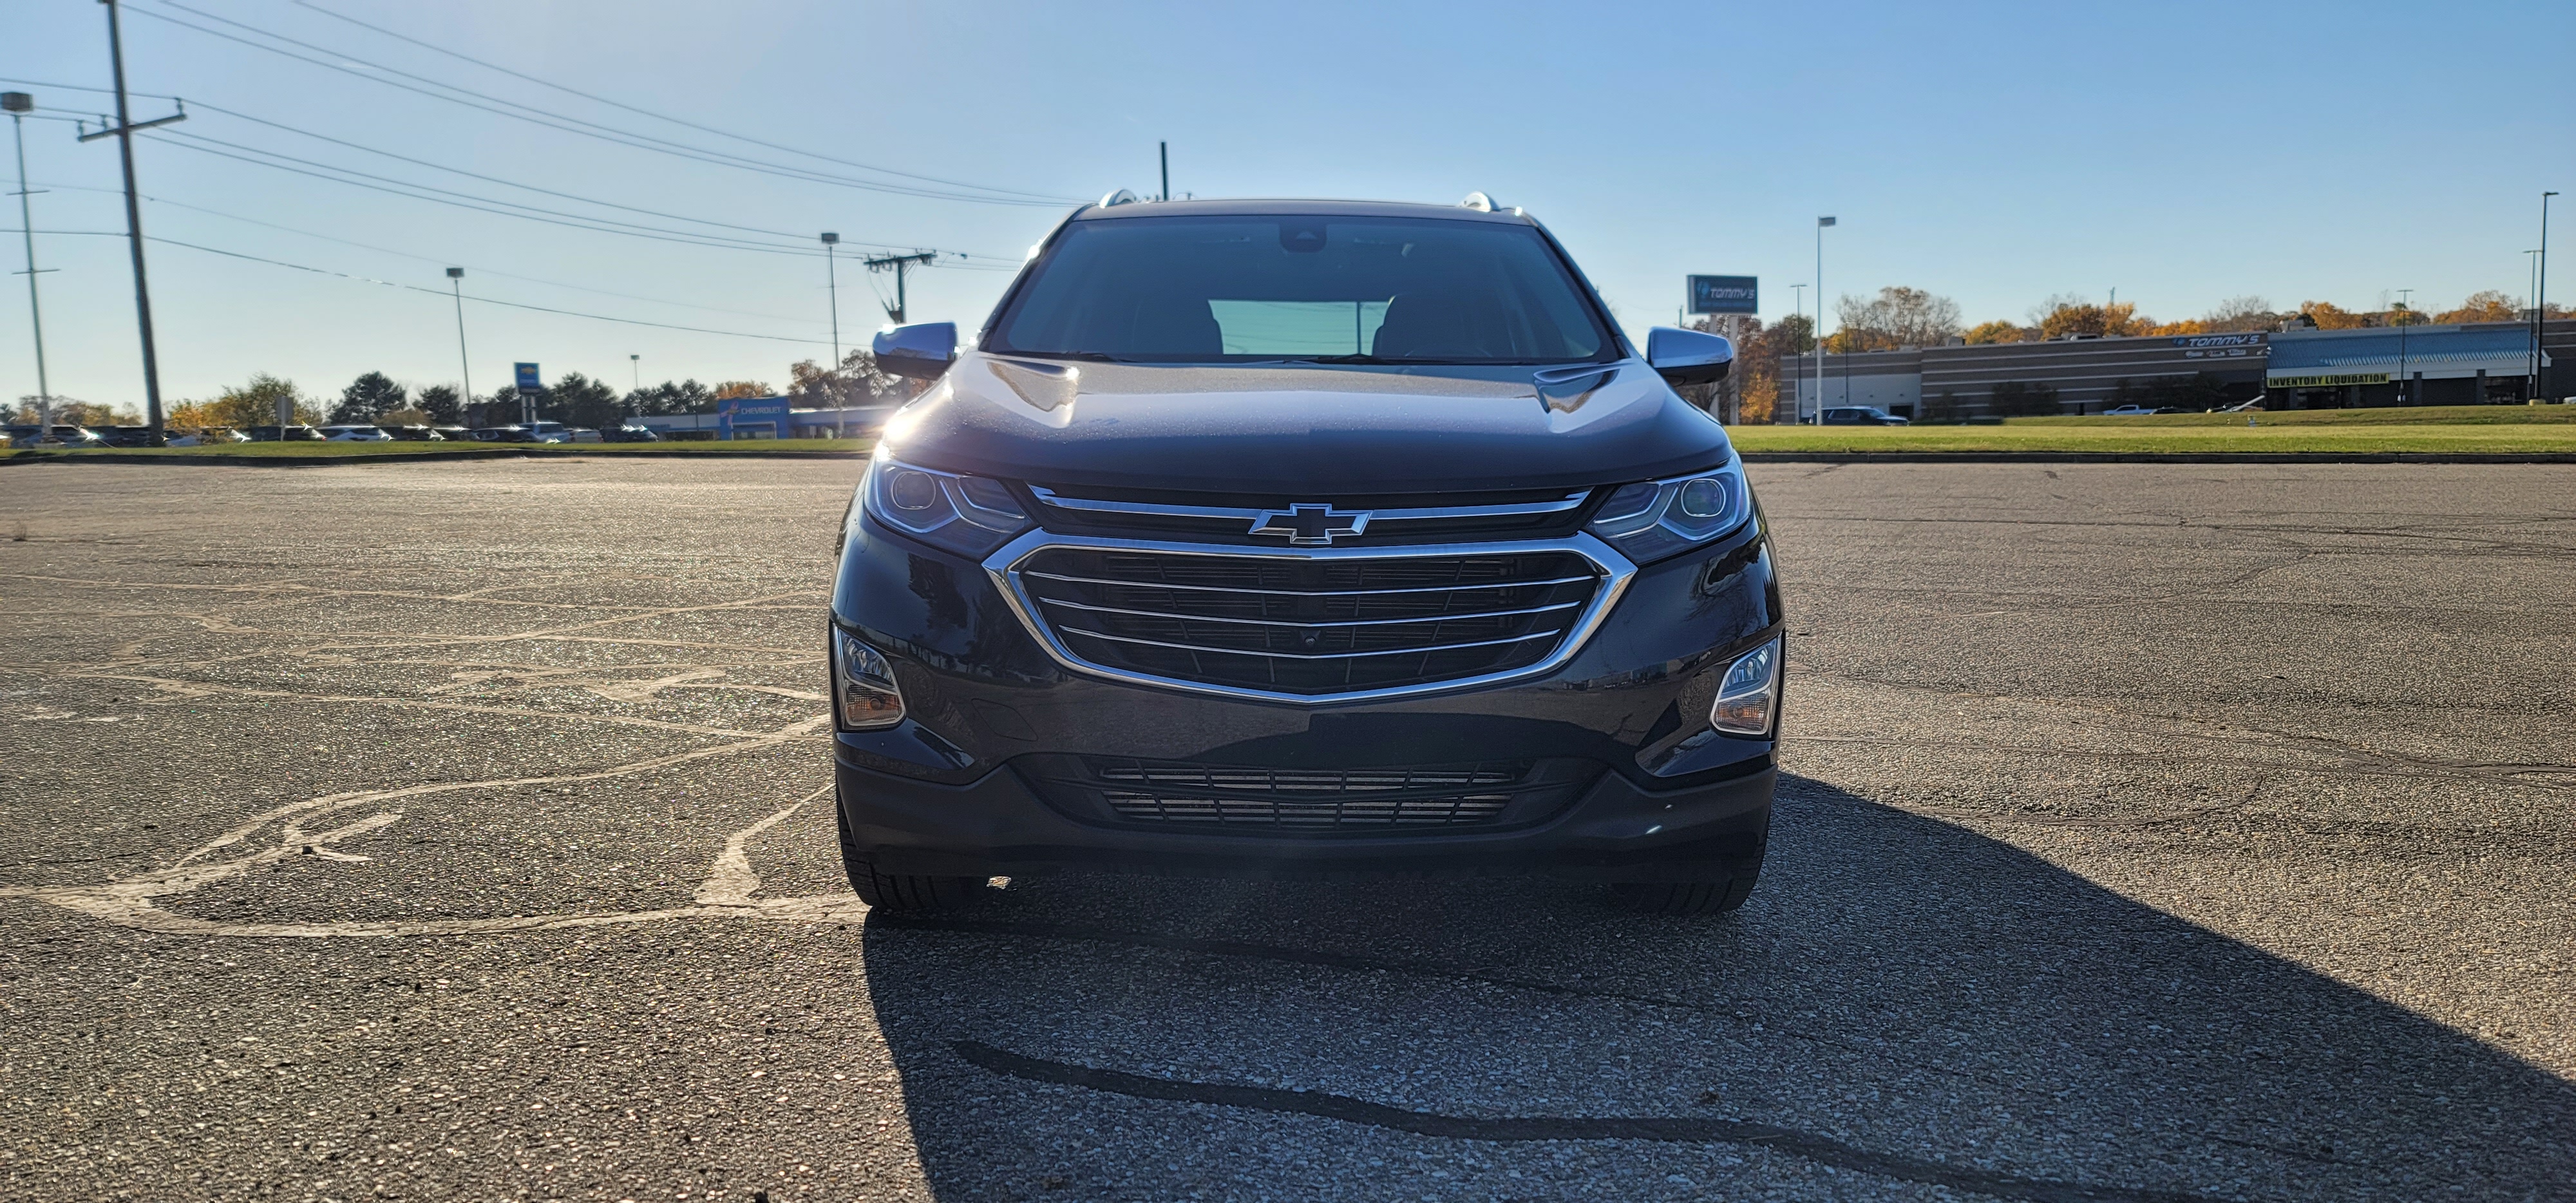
[855,774,2573,1202]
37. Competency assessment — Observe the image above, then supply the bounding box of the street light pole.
[820,232,842,439]
[2395,288,2411,404]
[445,268,471,412]
[2539,192,2557,404]
[4,93,52,421]
[1814,216,1835,424]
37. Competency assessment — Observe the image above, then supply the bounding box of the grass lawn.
[1730,406,2576,454]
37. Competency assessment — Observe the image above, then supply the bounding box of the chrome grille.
[1010,546,1604,696]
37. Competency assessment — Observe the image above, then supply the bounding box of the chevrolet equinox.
[831,193,1784,916]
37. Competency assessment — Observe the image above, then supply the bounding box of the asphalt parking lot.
[3,456,2571,1202]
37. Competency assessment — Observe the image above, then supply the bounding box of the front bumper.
[831,504,1785,880]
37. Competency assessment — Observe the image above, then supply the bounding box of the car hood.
[878,354,1735,494]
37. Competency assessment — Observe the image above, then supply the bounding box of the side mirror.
[1645,327,1733,387]
[873,322,958,380]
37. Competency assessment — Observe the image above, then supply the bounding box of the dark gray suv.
[829,195,1783,916]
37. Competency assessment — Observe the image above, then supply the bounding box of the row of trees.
[152,349,912,431]
[1817,287,2573,353]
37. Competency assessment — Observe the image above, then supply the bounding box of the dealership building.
[1776,320,2573,418]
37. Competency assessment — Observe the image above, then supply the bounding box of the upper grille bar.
[1036,595,1586,629]
[1021,569,1600,598]
[1029,486,1587,524]
[984,531,1638,705]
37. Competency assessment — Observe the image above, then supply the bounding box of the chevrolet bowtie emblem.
[1248,503,1370,545]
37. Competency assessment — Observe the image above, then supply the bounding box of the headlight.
[1710,637,1781,737]
[831,627,907,730]
[1584,460,1749,564]
[860,450,1031,558]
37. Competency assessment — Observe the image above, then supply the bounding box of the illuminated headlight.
[1709,637,1781,737]
[861,449,1031,558]
[1586,460,1750,564]
[831,628,907,730]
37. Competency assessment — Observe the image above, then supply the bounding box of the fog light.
[831,628,907,730]
[1710,637,1781,737]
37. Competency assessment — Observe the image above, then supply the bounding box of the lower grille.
[1019,755,1604,833]
[1009,546,1605,697]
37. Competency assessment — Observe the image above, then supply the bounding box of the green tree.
[330,372,407,423]
[415,384,463,423]
[540,372,623,430]
[627,379,715,415]
[788,349,899,409]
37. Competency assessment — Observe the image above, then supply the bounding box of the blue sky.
[3,0,2567,410]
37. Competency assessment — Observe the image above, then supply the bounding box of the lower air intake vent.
[1018,755,1603,833]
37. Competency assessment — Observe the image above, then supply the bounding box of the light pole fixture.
[4,91,52,422]
[820,232,843,439]
[2539,192,2557,403]
[1814,216,1835,424]
[445,267,471,408]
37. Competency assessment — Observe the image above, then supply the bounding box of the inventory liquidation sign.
[2268,372,2392,388]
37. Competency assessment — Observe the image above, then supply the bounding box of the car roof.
[1069,197,1534,225]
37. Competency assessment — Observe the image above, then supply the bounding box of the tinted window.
[991,215,1611,365]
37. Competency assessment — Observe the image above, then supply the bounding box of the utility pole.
[1814,216,1834,424]
[864,251,936,325]
[4,93,53,422]
[77,0,184,441]
[2539,192,2558,404]
[445,268,471,410]
[1159,142,1170,202]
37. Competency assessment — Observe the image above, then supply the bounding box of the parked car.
[566,426,604,443]
[97,425,164,447]
[379,424,445,440]
[831,195,1781,918]
[245,425,329,442]
[1820,406,1908,425]
[469,426,531,442]
[522,421,572,444]
[2098,404,2157,417]
[165,428,247,446]
[431,425,473,441]
[601,424,663,442]
[3,424,102,448]
[319,424,395,442]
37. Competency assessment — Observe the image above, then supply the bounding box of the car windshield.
[989,214,1613,365]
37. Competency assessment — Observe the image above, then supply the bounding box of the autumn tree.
[205,374,318,428]
[2034,298,2154,340]
[1828,286,1962,352]
[13,396,138,425]
[2293,301,2372,330]
[2199,296,2277,332]
[2436,291,2521,324]
[710,381,773,401]
[330,372,408,423]
[1962,319,2026,345]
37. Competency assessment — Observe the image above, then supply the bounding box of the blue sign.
[513,362,541,392]
[716,396,791,440]
[1688,275,1759,316]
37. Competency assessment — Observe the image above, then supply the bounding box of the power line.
[32,178,833,325]
[123,1,1075,207]
[287,0,1076,205]
[144,232,835,344]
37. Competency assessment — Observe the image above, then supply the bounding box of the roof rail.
[1099,189,1141,207]
[1459,191,1497,212]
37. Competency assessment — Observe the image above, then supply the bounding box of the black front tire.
[836,790,983,914]
[1606,873,1758,916]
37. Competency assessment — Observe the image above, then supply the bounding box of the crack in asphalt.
[949,1039,2223,1203]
